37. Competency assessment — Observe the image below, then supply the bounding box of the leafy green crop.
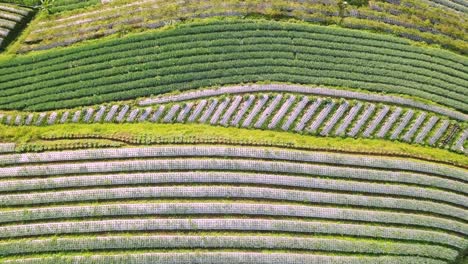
[0,19,466,112]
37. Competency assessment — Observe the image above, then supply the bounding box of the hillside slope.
[0,0,466,263]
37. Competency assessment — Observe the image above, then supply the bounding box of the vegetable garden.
[1,89,466,151]
[0,0,466,263]
[15,0,468,53]
[0,20,467,112]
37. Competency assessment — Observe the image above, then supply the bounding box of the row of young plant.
[0,217,462,259]
[1,92,466,152]
[0,200,465,239]
[0,3,33,50]
[41,0,460,30]
[1,147,464,260]
[1,144,465,193]
[0,171,465,212]
[36,131,467,169]
[0,211,464,245]
[0,252,449,264]
[354,2,463,38]
[0,200,465,246]
[15,139,125,153]
[2,181,465,221]
[0,21,466,111]
[0,234,462,258]
[2,156,465,195]
[0,143,15,153]
[0,200,463,237]
[141,84,467,121]
[27,135,466,179]
[0,144,463,258]
[20,0,467,53]
[368,0,463,35]
[0,158,467,201]
[0,144,463,262]
[0,233,458,260]
[41,133,305,151]
[1,142,465,180]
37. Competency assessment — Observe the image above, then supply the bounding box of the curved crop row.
[0,20,466,112]
[6,156,466,194]
[0,252,449,264]
[0,145,465,181]
[0,3,33,50]
[1,171,466,207]
[139,84,468,121]
[1,162,466,196]
[0,234,458,260]
[2,92,465,150]
[0,148,465,195]
[3,20,464,74]
[426,0,468,13]
[0,235,459,257]
[0,203,465,249]
[2,185,466,222]
[0,201,465,239]
[0,145,465,262]
[18,0,468,53]
[48,0,100,13]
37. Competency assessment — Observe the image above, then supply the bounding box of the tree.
[39,0,55,14]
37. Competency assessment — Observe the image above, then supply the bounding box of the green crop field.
[0,0,466,263]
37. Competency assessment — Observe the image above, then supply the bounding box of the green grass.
[0,122,466,167]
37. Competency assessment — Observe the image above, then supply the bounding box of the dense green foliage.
[0,19,466,112]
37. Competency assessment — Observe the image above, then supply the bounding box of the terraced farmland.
[426,0,468,13]
[0,3,32,50]
[0,0,466,263]
[2,86,467,151]
[1,20,467,112]
[14,0,468,53]
[0,145,466,263]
